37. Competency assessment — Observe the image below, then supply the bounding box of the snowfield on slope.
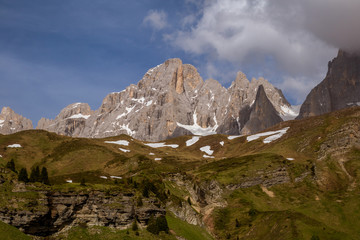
[68,114,91,119]
[280,105,300,121]
[104,140,130,146]
[186,136,200,146]
[177,111,218,136]
[247,127,289,143]
[200,146,214,155]
[119,148,130,153]
[228,135,242,140]
[144,142,179,148]
[7,144,22,148]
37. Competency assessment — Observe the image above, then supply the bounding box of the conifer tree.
[156,215,169,234]
[40,167,50,185]
[6,159,16,172]
[35,166,41,182]
[235,218,240,228]
[29,166,40,182]
[146,215,158,235]
[142,185,149,198]
[18,168,29,183]
[132,220,138,231]
[80,177,86,186]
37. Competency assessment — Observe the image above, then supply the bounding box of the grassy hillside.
[0,221,31,240]
[0,106,359,239]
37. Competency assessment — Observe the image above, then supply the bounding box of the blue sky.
[2,0,358,125]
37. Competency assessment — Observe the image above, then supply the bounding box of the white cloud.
[143,10,168,31]
[166,0,360,104]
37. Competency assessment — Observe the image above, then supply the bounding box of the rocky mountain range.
[35,58,297,141]
[2,49,359,141]
[0,107,33,135]
[297,50,360,119]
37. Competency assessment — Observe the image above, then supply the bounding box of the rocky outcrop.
[226,167,291,190]
[37,59,295,141]
[0,188,165,237]
[298,50,360,119]
[36,103,93,137]
[240,85,284,135]
[318,119,360,160]
[0,107,33,134]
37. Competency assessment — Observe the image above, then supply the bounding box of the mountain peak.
[36,60,290,141]
[0,106,33,134]
[241,85,283,135]
[297,49,360,119]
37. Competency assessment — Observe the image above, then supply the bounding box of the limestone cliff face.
[0,186,165,237]
[240,85,284,135]
[297,50,360,119]
[36,103,93,137]
[37,58,294,141]
[0,107,33,134]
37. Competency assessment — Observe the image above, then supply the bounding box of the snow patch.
[104,140,129,146]
[250,100,255,107]
[66,180,73,183]
[155,158,162,161]
[145,100,153,107]
[0,120,4,124]
[110,176,122,179]
[100,176,108,179]
[200,146,214,155]
[71,103,81,109]
[177,111,218,136]
[149,153,155,156]
[117,106,136,119]
[219,141,224,146]
[186,136,200,146]
[146,64,161,75]
[68,114,90,119]
[203,155,214,159]
[132,97,145,104]
[347,102,360,106]
[228,135,242,140]
[119,123,136,136]
[145,142,179,148]
[280,105,300,121]
[119,148,130,153]
[7,144,22,148]
[247,127,289,143]
[286,158,295,161]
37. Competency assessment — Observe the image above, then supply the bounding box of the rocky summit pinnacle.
[297,50,360,119]
[37,58,297,141]
[0,107,33,134]
[240,85,284,135]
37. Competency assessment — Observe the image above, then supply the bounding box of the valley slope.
[0,106,359,239]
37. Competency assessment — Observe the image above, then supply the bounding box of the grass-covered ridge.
[0,106,359,239]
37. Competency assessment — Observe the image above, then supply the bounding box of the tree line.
[6,159,50,185]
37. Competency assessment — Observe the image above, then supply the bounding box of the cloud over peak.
[143,9,168,31]
[164,0,360,103]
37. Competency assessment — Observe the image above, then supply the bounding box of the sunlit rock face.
[37,58,294,141]
[0,107,33,134]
